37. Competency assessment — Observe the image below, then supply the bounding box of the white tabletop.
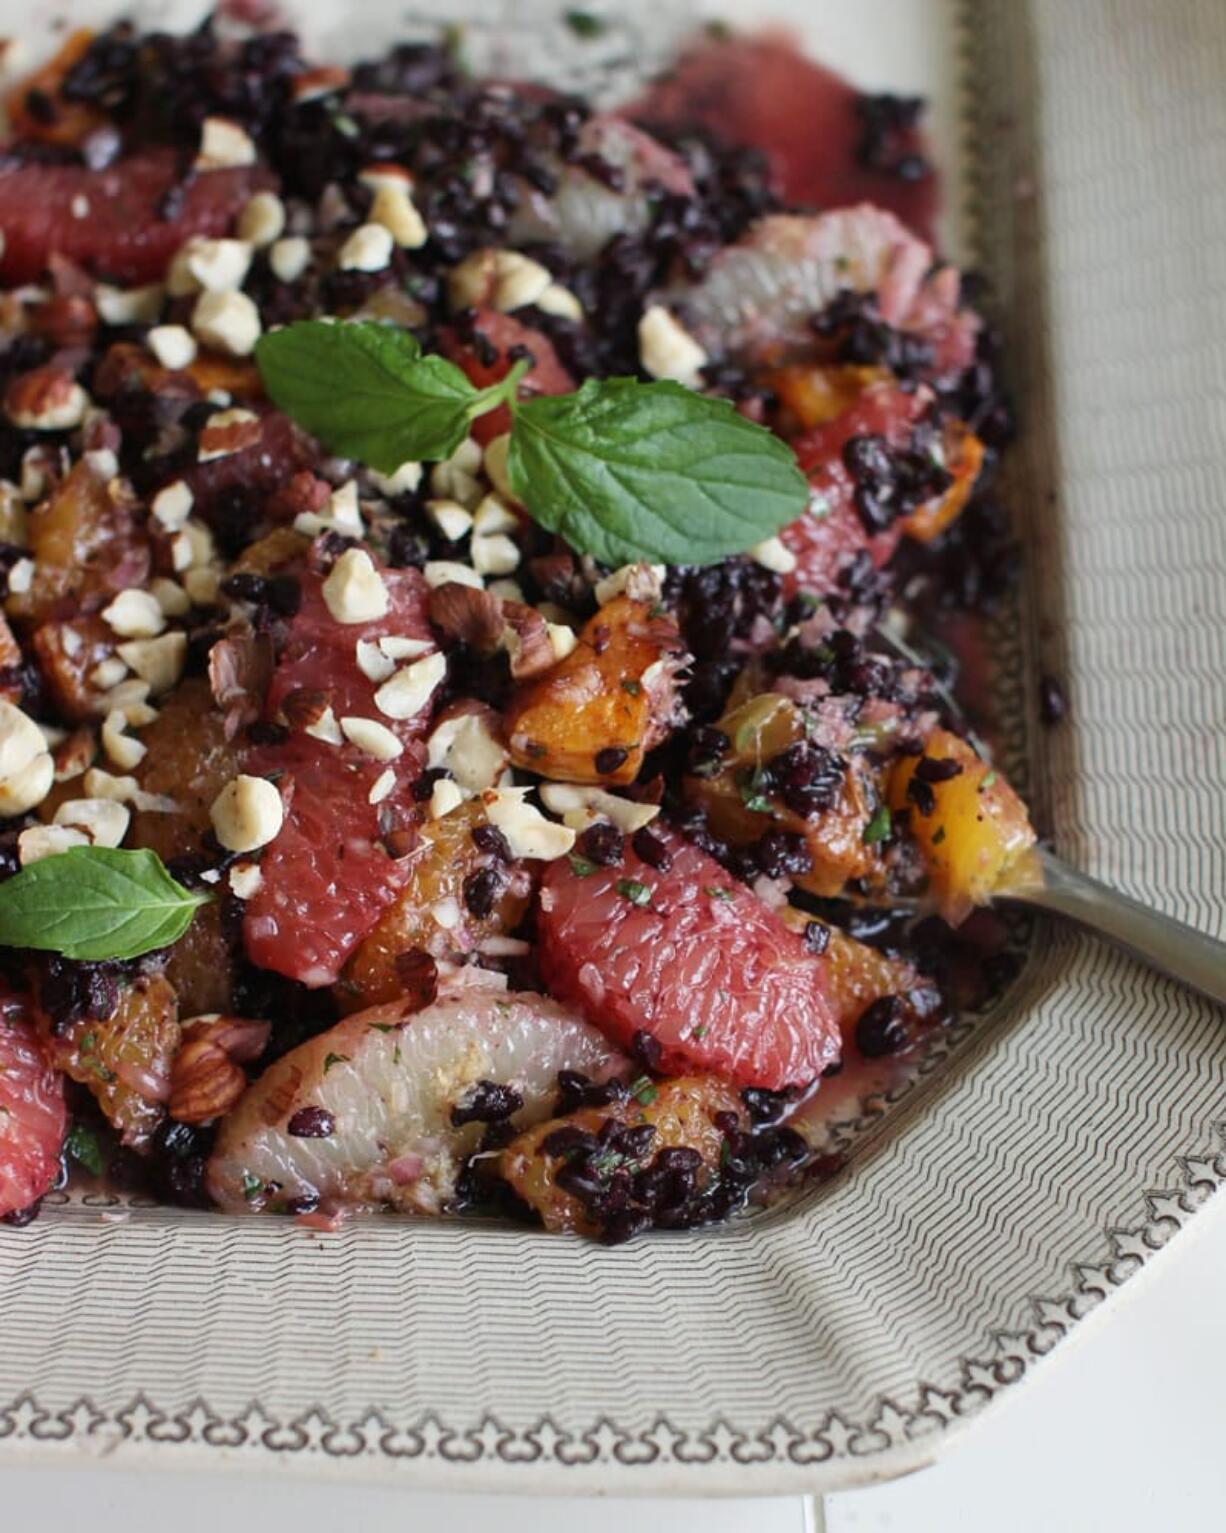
[4,1193,1223,1531]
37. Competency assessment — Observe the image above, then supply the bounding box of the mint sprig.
[0,846,211,961]
[255,320,807,566]
[256,320,523,470]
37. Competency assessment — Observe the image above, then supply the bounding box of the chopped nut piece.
[237,190,286,247]
[304,704,343,745]
[185,236,254,293]
[427,708,507,793]
[368,768,397,805]
[425,498,474,542]
[424,560,484,591]
[368,460,422,497]
[101,588,165,640]
[102,708,146,770]
[748,535,797,574]
[379,636,434,661]
[539,783,660,834]
[340,715,403,761]
[7,557,33,594]
[593,562,667,606]
[546,623,578,662]
[210,774,284,852]
[355,639,397,683]
[338,222,394,273]
[196,117,257,170]
[429,777,464,819]
[89,657,128,690]
[18,823,88,865]
[95,283,164,325]
[0,700,51,787]
[471,532,520,577]
[0,748,53,816]
[637,304,708,388]
[52,728,97,783]
[228,861,263,899]
[5,365,89,430]
[170,1015,271,1126]
[270,236,311,284]
[191,289,262,357]
[152,480,194,530]
[198,406,261,461]
[449,248,552,312]
[147,324,197,371]
[322,548,389,624]
[535,283,584,322]
[472,493,519,537]
[369,181,428,248]
[482,786,576,860]
[150,577,191,617]
[500,602,555,679]
[183,567,222,606]
[115,633,187,695]
[374,651,446,720]
[53,796,130,847]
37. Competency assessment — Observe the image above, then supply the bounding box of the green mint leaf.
[256,320,489,470]
[65,1121,105,1177]
[567,853,599,878]
[508,378,808,566]
[616,877,653,907]
[862,805,893,846]
[564,8,606,37]
[0,847,210,962]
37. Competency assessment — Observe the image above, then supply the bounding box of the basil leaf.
[0,847,211,961]
[508,378,808,566]
[256,320,485,470]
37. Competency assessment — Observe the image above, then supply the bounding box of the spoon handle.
[1003,849,1226,1007]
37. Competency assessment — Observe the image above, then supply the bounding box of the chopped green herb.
[742,794,775,815]
[980,769,998,791]
[691,1023,708,1040]
[567,853,599,878]
[620,677,643,697]
[616,878,652,907]
[241,1173,263,1202]
[932,825,947,845]
[393,1042,403,1067]
[368,1022,397,1034]
[862,805,893,845]
[65,1121,104,1177]
[564,7,607,37]
[323,1052,350,1074]
[630,1074,659,1106]
[705,885,736,902]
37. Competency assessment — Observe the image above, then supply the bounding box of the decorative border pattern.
[4,1130,1221,1468]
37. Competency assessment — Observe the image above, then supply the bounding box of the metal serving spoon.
[998,848,1226,1007]
[870,623,1225,1007]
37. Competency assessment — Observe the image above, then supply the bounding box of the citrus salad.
[0,15,1035,1239]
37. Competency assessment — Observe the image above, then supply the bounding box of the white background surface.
[3,1194,1223,1530]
